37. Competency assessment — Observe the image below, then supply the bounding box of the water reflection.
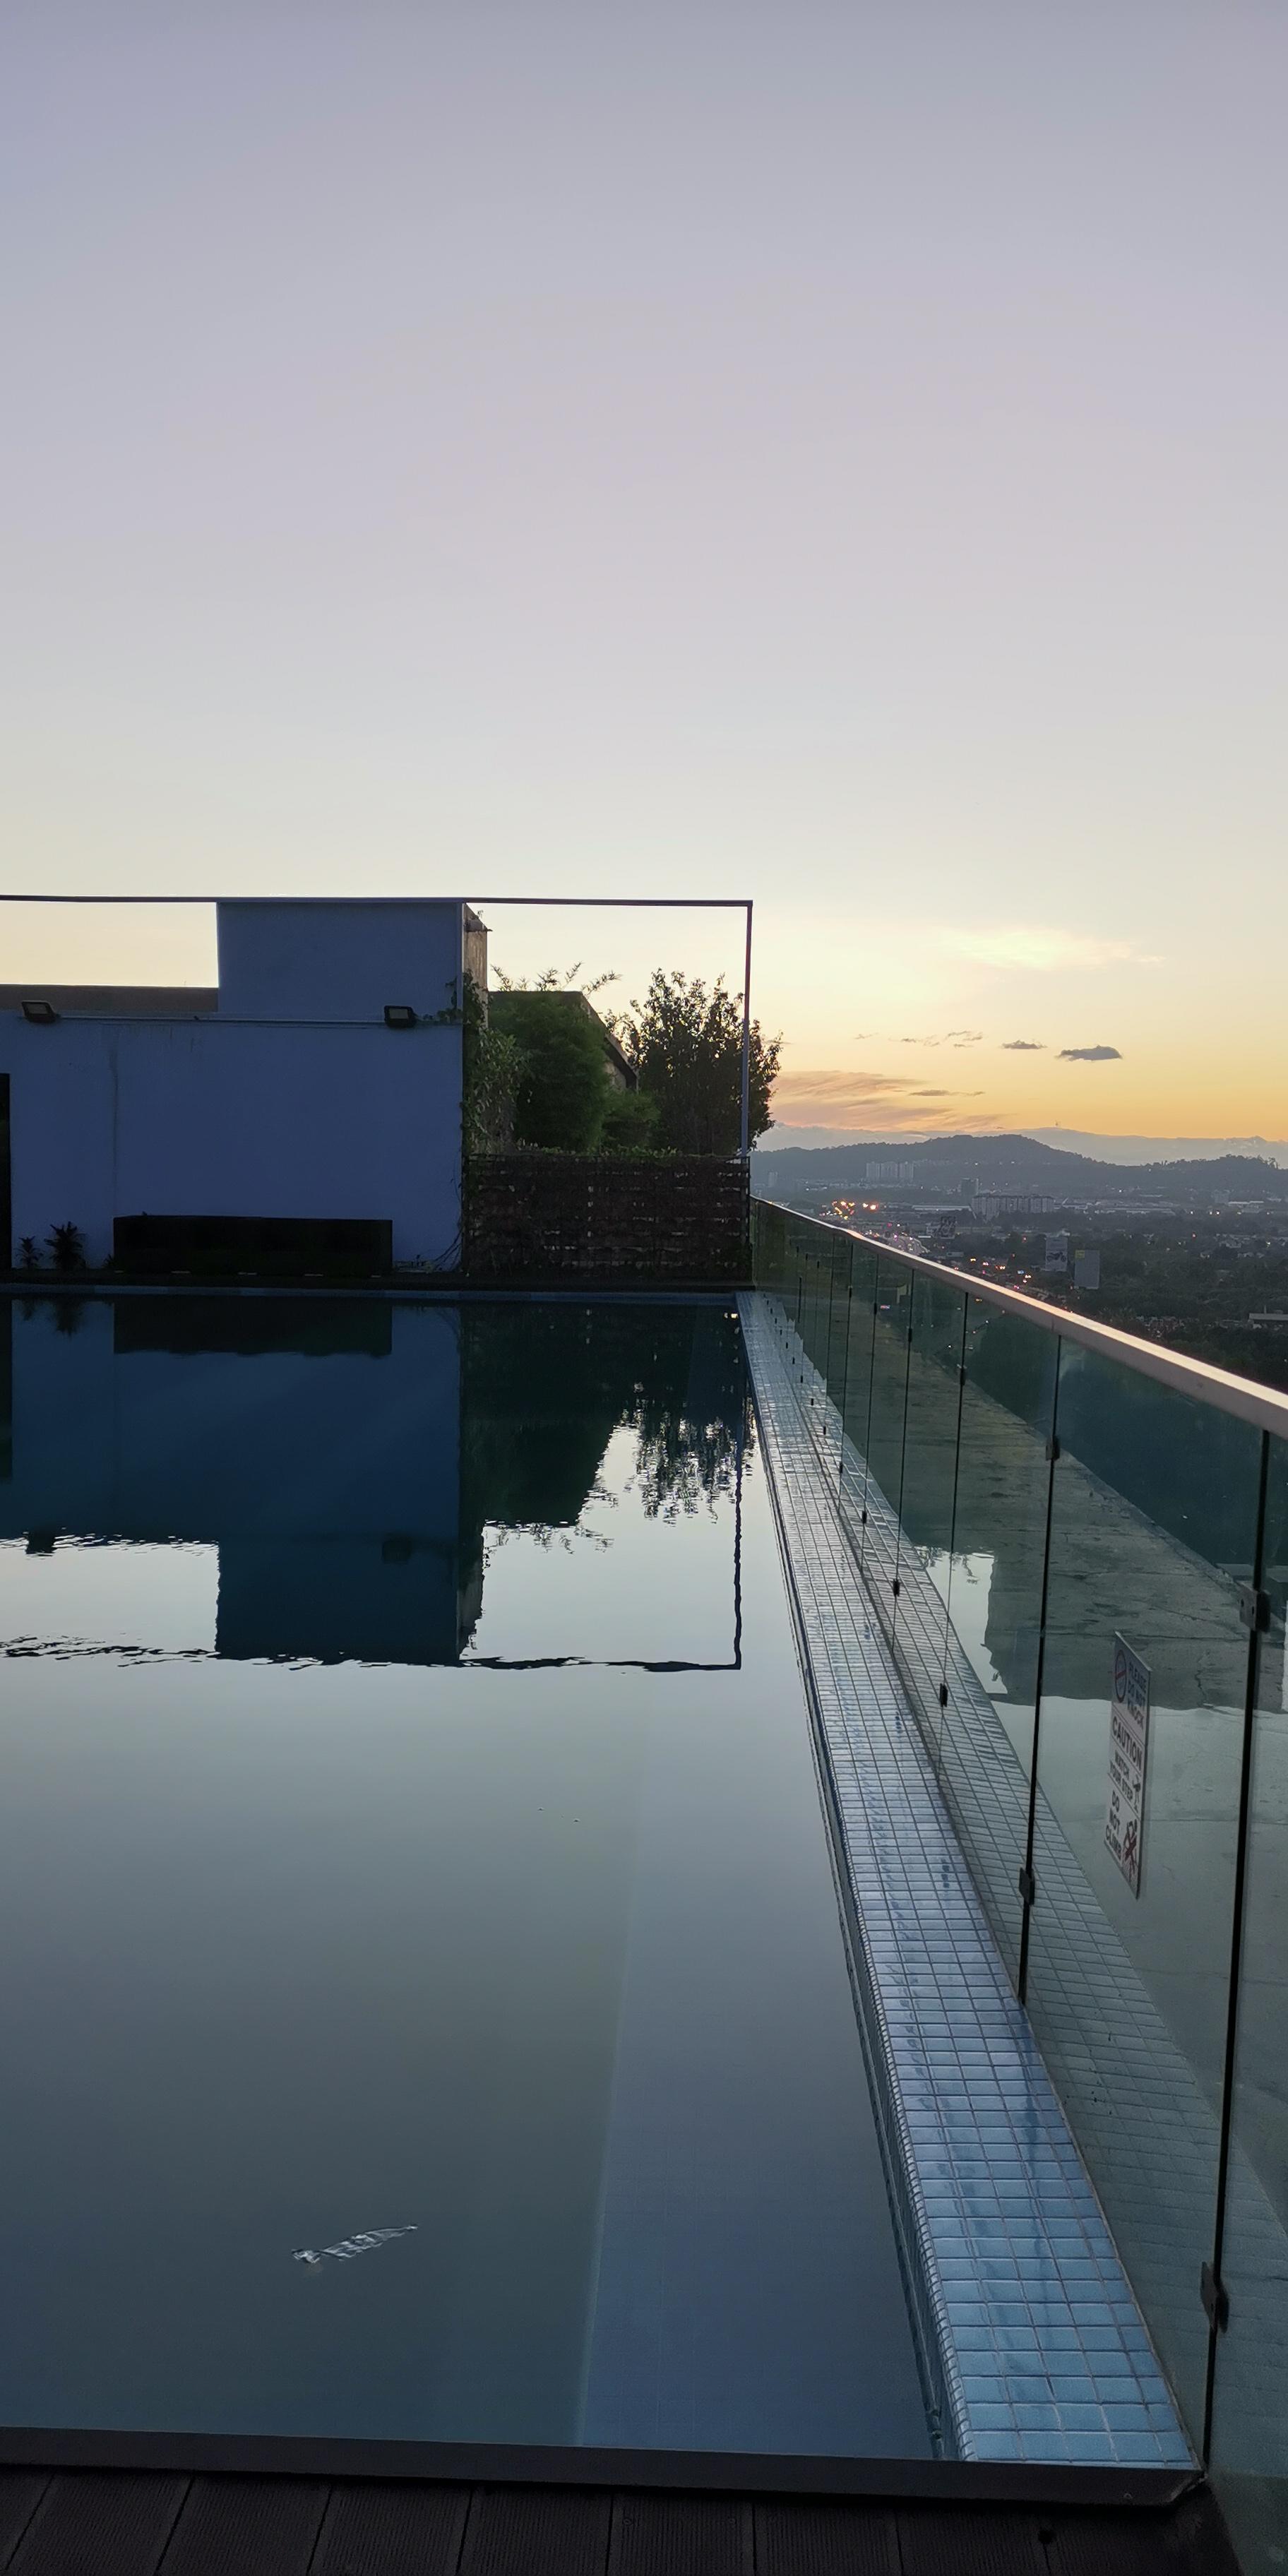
[0,1292,929,2458]
[0,1298,750,1670]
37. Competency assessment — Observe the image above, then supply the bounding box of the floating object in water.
[293,2225,417,2268]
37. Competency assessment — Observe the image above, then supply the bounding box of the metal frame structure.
[0,891,758,1155]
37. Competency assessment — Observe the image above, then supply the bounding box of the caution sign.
[1105,1633,1150,1897]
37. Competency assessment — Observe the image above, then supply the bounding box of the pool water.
[0,1295,928,2458]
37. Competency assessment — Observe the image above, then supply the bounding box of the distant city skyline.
[2,4,1284,1141]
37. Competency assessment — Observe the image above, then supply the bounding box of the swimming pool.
[0,1294,928,2459]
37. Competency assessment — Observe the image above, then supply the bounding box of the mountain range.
[756,1126,1287,1168]
[751,1131,1288,1201]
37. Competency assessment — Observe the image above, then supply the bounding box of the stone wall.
[463,1154,749,1283]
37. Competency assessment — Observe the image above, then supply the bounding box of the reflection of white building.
[0,1295,472,1664]
[0,898,485,1271]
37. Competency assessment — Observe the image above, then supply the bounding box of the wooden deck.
[0,2463,1239,2576]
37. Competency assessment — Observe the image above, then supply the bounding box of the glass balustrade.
[751,1198,1288,2572]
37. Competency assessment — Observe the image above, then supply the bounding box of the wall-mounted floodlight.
[383,1003,417,1028]
[20,997,58,1024]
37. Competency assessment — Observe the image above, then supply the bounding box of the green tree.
[600,1087,660,1152]
[489,990,612,1150]
[611,971,780,1155]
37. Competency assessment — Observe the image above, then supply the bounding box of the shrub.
[46,1222,86,1272]
[463,974,527,1152]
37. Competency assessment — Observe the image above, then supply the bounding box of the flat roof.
[0,986,218,1016]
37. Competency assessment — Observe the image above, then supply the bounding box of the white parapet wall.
[215,897,465,1022]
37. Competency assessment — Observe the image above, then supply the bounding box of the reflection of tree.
[487,1481,616,1554]
[628,1390,750,1522]
[460,1302,753,1543]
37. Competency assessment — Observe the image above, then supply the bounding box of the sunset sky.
[3,4,1284,1143]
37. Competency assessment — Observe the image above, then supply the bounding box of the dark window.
[113,1213,393,1279]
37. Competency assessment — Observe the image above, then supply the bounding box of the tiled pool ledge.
[739,1292,1192,2470]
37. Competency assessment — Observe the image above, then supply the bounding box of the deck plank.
[0,2476,49,2572]
[1043,2491,1243,2576]
[609,2493,752,2576]
[8,2472,188,2576]
[311,2479,472,2576]
[159,2475,329,2576]
[894,2505,1048,2576]
[460,2487,612,2576]
[755,2496,899,2576]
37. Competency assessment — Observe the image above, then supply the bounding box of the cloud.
[943,927,1152,973]
[772,1107,1012,1140]
[948,1028,983,1046]
[772,1066,993,1131]
[776,1070,930,1102]
[1002,1039,1045,1051]
[1058,1044,1123,1063]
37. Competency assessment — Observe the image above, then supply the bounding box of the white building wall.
[0,1015,463,1268]
[216,898,463,1022]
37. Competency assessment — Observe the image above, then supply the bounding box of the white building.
[0,898,484,1272]
[972,1190,1056,1221]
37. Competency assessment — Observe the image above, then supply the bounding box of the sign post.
[1105,1633,1151,1897]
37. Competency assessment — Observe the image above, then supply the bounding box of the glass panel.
[859,1253,914,1628]
[931,1298,1058,1986]
[751,1207,861,1484]
[1028,1348,1263,2443]
[804,1224,844,1405]
[760,1202,792,1320]
[750,1197,782,1299]
[807,1230,855,1498]
[793,1218,824,1373]
[821,1230,852,1412]
[891,1270,967,1766]
[1212,1431,1288,2574]
[794,1219,824,1364]
[837,1239,878,1441]
[815,1229,847,1390]
[751,1198,784,1305]
[836,1239,879,1533]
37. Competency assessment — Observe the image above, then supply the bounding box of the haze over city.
[3,3,1284,1145]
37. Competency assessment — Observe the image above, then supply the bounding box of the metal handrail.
[753,1195,1288,1442]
